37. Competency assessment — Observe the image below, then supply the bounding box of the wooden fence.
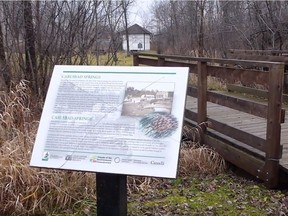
[133,52,286,188]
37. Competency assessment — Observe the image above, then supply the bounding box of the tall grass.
[0,81,225,215]
[180,125,226,176]
[0,82,96,215]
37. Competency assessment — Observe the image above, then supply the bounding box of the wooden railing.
[227,49,288,94]
[133,52,285,188]
[228,49,288,62]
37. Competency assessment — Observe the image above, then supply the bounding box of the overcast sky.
[129,0,154,26]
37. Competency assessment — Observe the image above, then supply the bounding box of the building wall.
[144,34,150,50]
[122,34,150,51]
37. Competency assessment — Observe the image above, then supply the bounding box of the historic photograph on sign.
[121,82,174,117]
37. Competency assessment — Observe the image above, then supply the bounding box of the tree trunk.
[23,0,38,95]
[122,1,130,56]
[198,0,205,57]
[0,19,10,91]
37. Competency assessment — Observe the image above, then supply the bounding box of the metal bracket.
[264,158,280,182]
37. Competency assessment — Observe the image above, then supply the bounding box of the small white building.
[156,91,168,99]
[141,94,155,101]
[121,24,152,51]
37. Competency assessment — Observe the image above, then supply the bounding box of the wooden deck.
[185,95,288,174]
[134,52,287,187]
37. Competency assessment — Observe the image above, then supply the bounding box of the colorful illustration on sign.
[139,112,178,138]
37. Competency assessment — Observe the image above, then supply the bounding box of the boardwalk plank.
[185,95,288,176]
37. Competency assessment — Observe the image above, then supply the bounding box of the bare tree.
[0,13,10,90]
[23,0,38,94]
[103,1,124,65]
[151,0,288,57]
[198,0,206,57]
[122,0,130,56]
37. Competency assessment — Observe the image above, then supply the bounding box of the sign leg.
[96,173,127,216]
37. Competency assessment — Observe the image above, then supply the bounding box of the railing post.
[265,64,284,188]
[133,53,139,66]
[158,56,165,66]
[197,61,207,124]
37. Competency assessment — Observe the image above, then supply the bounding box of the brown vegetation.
[0,82,225,215]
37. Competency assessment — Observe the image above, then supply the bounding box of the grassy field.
[88,51,134,66]
[0,52,288,215]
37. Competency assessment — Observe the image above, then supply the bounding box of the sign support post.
[96,173,127,216]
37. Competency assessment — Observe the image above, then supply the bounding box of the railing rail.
[133,52,285,188]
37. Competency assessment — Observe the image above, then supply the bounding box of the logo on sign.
[90,156,97,163]
[42,152,49,161]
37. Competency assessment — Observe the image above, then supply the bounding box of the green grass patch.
[127,173,287,215]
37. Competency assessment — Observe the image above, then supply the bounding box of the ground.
[60,171,288,216]
[127,172,288,216]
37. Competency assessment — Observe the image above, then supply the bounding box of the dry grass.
[0,80,32,136]
[188,73,227,91]
[179,124,226,176]
[0,81,226,215]
[179,146,226,176]
[0,82,96,215]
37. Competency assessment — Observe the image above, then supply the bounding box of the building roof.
[121,24,152,35]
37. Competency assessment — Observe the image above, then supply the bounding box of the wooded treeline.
[151,0,288,57]
[0,0,132,97]
[1,0,288,97]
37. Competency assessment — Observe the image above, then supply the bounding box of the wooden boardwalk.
[185,95,288,174]
[134,52,287,187]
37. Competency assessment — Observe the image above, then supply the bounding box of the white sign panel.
[30,66,189,178]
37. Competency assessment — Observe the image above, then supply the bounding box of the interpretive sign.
[30,66,189,178]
